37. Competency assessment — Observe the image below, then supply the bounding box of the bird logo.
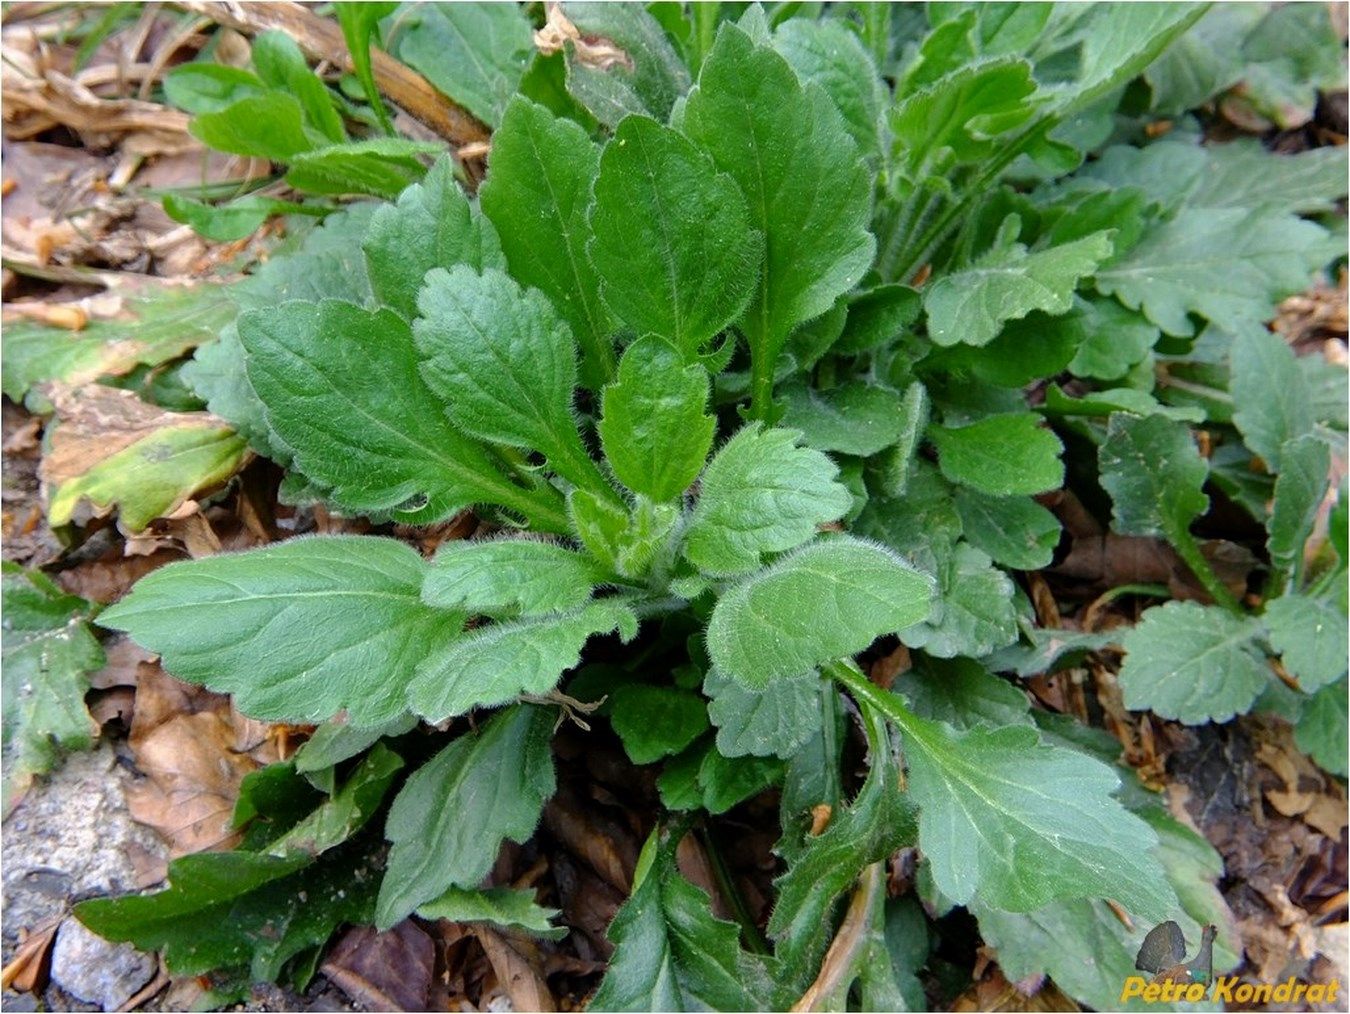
[1134,921,1217,987]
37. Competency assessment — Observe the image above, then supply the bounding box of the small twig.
[174,1,490,146]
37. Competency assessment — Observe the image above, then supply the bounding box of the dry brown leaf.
[542,783,638,893]
[125,709,257,855]
[474,926,555,1013]
[0,914,61,994]
[534,2,633,70]
[124,663,278,855]
[321,922,436,1012]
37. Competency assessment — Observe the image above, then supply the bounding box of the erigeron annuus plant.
[70,4,1347,1008]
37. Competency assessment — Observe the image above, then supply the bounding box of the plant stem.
[824,658,926,744]
[700,825,772,956]
[1168,525,1244,614]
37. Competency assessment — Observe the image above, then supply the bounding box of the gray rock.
[2,744,166,956]
[51,918,155,1011]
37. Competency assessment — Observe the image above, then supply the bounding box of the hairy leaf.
[598,336,715,502]
[930,413,1064,497]
[479,97,615,387]
[704,668,822,759]
[241,300,557,528]
[408,602,637,722]
[684,425,851,575]
[1119,601,1269,724]
[377,705,555,927]
[415,266,613,502]
[589,116,761,358]
[925,232,1113,348]
[422,538,602,617]
[362,156,504,319]
[682,24,874,417]
[99,536,460,728]
[707,537,933,687]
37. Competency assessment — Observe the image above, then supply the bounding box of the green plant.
[48,2,1347,1009]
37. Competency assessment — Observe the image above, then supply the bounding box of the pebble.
[50,918,155,1010]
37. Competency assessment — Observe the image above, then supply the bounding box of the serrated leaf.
[1267,434,1332,576]
[415,265,613,501]
[42,386,247,532]
[897,656,1031,730]
[707,537,933,688]
[417,886,565,940]
[1264,594,1347,693]
[778,380,908,457]
[772,18,884,159]
[1099,413,1208,543]
[598,336,715,502]
[889,59,1040,175]
[1095,208,1335,336]
[930,413,1064,497]
[972,801,1238,1012]
[99,536,460,728]
[422,538,601,618]
[408,602,637,722]
[658,740,784,815]
[362,155,504,319]
[682,24,874,418]
[1230,325,1315,472]
[1063,296,1160,381]
[953,488,1061,571]
[1190,140,1349,216]
[241,299,558,529]
[683,424,851,576]
[591,828,774,1011]
[1119,601,1269,724]
[899,542,1019,659]
[1,565,102,808]
[768,706,915,1000]
[704,668,822,759]
[589,116,761,358]
[609,685,709,764]
[1296,680,1348,777]
[479,97,615,387]
[854,462,961,558]
[925,232,1114,348]
[386,2,533,127]
[835,284,923,356]
[76,748,399,981]
[79,844,376,982]
[377,704,555,928]
[899,710,1171,918]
